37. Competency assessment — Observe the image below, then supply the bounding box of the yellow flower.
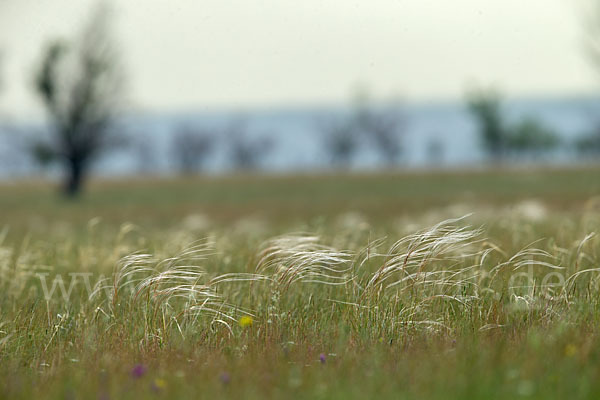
[564,344,577,357]
[239,315,253,328]
[153,378,168,390]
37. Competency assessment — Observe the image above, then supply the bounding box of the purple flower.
[130,364,147,379]
[220,372,231,385]
[319,353,326,364]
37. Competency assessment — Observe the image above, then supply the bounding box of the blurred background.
[0,0,599,194]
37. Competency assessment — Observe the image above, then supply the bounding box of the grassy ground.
[1,167,600,399]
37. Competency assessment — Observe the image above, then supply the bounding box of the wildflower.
[220,372,231,385]
[565,344,577,357]
[151,378,167,392]
[319,353,326,364]
[239,315,253,328]
[131,364,147,379]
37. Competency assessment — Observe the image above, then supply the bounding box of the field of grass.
[1,167,600,399]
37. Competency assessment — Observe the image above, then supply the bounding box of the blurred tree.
[320,86,405,170]
[506,117,559,157]
[575,128,600,155]
[354,91,405,167]
[226,120,272,171]
[171,125,215,174]
[466,87,507,162]
[321,116,358,169]
[32,4,123,196]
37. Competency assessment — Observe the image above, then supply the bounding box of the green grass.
[1,167,600,399]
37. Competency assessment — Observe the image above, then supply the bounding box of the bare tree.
[320,116,358,169]
[32,4,123,196]
[225,120,272,171]
[320,87,405,170]
[354,96,405,167]
[171,124,215,174]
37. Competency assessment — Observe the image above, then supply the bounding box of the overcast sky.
[0,0,596,118]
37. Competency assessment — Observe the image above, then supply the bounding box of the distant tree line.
[167,90,405,175]
[6,0,600,198]
[169,119,273,174]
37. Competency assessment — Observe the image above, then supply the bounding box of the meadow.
[1,167,600,399]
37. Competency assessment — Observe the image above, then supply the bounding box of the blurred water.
[0,95,598,179]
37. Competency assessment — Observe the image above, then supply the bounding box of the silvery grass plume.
[90,240,255,337]
[562,232,598,298]
[255,234,354,292]
[362,216,484,300]
[329,217,486,334]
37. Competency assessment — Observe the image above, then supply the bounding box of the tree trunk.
[64,159,84,197]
